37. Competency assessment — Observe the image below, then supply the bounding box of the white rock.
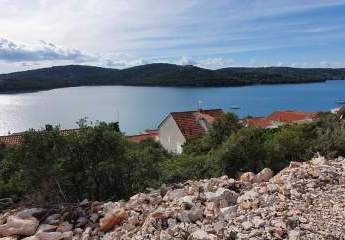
[254,168,273,183]
[237,189,259,210]
[179,195,196,209]
[188,229,210,240]
[240,172,256,183]
[241,221,253,230]
[0,216,39,237]
[252,216,265,228]
[288,230,301,240]
[205,188,238,205]
[220,206,237,218]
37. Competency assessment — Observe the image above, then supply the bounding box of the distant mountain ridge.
[0,63,344,93]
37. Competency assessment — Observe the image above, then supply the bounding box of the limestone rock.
[288,230,301,240]
[187,207,203,223]
[239,172,256,183]
[37,224,57,233]
[56,222,73,233]
[61,231,73,240]
[252,216,265,228]
[204,202,219,220]
[188,229,210,240]
[80,227,91,240]
[205,188,238,206]
[254,168,273,183]
[179,195,195,209]
[219,206,237,219]
[0,216,39,237]
[16,208,46,220]
[99,208,128,232]
[241,221,253,230]
[237,189,259,210]
[3,155,345,240]
[35,232,63,240]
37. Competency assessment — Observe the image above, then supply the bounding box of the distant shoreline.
[0,79,332,95]
[0,63,344,94]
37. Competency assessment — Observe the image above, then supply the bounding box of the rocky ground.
[1,155,345,240]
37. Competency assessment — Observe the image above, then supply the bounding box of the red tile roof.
[243,111,317,128]
[169,109,224,139]
[0,128,80,146]
[0,134,23,146]
[142,129,159,135]
[243,117,273,128]
[127,129,159,143]
[268,111,317,123]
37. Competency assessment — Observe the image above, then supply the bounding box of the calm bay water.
[0,80,344,135]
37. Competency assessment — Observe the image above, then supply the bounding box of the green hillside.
[0,63,344,93]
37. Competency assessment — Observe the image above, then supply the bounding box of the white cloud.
[197,58,234,69]
[0,38,95,62]
[175,56,196,66]
[1,0,345,72]
[100,53,148,68]
[1,0,344,55]
[319,61,331,68]
[276,62,283,67]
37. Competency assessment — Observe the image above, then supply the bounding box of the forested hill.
[0,63,345,93]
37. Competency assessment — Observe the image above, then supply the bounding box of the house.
[0,134,23,146]
[1,127,159,146]
[126,129,159,143]
[158,109,224,153]
[268,111,317,124]
[0,129,80,147]
[243,111,317,129]
[331,107,341,114]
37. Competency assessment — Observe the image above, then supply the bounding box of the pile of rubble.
[1,155,345,240]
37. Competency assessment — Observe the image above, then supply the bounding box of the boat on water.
[336,100,345,105]
[229,105,240,110]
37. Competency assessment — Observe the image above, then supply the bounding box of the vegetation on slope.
[0,108,345,206]
[0,64,345,92]
[0,109,345,206]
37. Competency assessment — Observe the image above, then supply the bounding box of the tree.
[61,122,128,201]
[125,139,167,195]
[161,153,220,183]
[208,112,241,146]
[2,127,66,202]
[218,127,267,177]
[264,124,316,172]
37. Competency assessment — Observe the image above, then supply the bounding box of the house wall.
[159,115,186,153]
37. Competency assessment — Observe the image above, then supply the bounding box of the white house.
[158,109,224,153]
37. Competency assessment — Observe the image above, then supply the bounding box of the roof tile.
[170,109,224,139]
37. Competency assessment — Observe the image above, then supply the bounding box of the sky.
[1,0,345,73]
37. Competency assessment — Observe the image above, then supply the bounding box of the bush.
[0,122,167,203]
[218,127,267,177]
[264,124,316,172]
[161,153,221,183]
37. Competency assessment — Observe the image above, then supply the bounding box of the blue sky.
[1,0,345,73]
